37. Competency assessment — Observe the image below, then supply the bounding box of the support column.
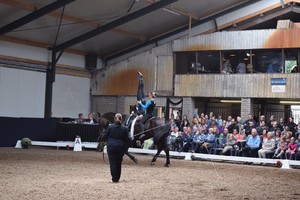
[241,98,254,121]
[182,97,196,119]
[44,63,54,118]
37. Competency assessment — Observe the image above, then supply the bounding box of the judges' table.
[57,123,101,142]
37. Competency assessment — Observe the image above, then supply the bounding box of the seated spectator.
[86,113,97,124]
[191,116,200,129]
[285,131,292,144]
[187,126,198,151]
[295,120,300,139]
[269,121,278,132]
[245,121,255,136]
[199,128,215,153]
[169,118,177,129]
[216,114,223,127]
[260,129,268,142]
[281,126,289,137]
[180,127,190,152]
[218,120,227,134]
[257,115,266,127]
[212,127,220,138]
[221,59,233,74]
[296,135,300,159]
[232,128,243,140]
[278,117,286,131]
[267,58,280,73]
[222,134,237,156]
[274,129,281,145]
[174,131,183,151]
[258,132,276,158]
[191,130,204,153]
[244,114,257,129]
[179,115,190,132]
[241,128,261,157]
[256,120,269,136]
[226,115,232,128]
[236,61,246,74]
[286,137,297,160]
[169,127,179,151]
[273,137,287,159]
[287,117,297,137]
[219,128,230,142]
[227,118,239,134]
[75,113,85,124]
[267,115,276,129]
[239,124,246,136]
[236,116,244,131]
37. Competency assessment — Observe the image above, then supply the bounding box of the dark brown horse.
[99,112,171,167]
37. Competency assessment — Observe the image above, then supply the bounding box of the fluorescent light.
[163,8,180,16]
[220,100,241,103]
[279,101,300,104]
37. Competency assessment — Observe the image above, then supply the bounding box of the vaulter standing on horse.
[136,71,146,116]
[136,71,156,138]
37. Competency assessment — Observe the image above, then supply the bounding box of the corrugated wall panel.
[175,74,300,98]
[156,55,173,95]
[173,29,300,51]
[92,45,173,96]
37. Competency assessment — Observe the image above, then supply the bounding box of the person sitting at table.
[75,113,85,124]
[86,113,97,124]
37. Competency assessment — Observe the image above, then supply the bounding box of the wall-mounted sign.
[271,78,286,93]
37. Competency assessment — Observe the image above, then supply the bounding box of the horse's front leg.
[150,148,162,166]
[164,147,170,167]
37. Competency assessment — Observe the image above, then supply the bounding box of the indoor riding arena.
[1,1,300,200]
[1,147,300,200]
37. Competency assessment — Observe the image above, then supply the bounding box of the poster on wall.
[271,78,286,93]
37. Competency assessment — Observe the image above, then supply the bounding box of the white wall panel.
[52,74,90,118]
[0,66,46,117]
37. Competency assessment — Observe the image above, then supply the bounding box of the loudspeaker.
[85,54,97,70]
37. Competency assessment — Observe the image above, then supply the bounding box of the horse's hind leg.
[125,152,137,164]
[164,148,170,167]
[150,148,162,166]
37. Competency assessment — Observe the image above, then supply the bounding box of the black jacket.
[101,123,129,147]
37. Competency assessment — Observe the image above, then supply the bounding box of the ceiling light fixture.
[163,8,181,16]
[279,101,300,104]
[220,100,241,103]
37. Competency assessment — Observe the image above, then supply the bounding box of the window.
[284,49,299,73]
[251,49,282,73]
[197,51,220,73]
[222,50,250,73]
[175,52,197,74]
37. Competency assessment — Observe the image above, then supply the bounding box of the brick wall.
[182,97,195,120]
[241,98,253,121]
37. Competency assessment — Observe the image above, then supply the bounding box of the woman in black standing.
[101,113,130,183]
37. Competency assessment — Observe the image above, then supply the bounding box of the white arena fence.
[15,140,300,169]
